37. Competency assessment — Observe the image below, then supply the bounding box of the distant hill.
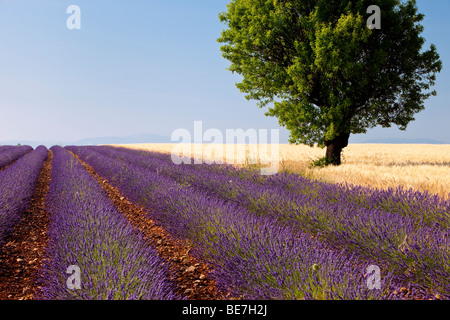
[72,134,172,146]
[2,134,448,149]
[0,134,172,149]
[0,140,62,149]
[361,137,448,144]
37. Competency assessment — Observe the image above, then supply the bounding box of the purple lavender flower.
[80,145,449,298]
[0,146,47,247]
[37,146,180,300]
[0,145,33,170]
[67,145,402,300]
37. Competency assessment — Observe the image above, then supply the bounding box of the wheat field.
[111,143,450,200]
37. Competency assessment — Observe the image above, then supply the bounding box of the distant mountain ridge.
[74,133,172,145]
[1,134,448,149]
[360,137,448,144]
[0,133,172,149]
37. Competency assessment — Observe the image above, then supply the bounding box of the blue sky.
[0,0,449,144]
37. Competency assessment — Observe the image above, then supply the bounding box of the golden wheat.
[111,143,450,200]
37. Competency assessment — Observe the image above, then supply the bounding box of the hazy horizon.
[1,0,449,146]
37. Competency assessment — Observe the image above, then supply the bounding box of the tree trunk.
[325,132,350,166]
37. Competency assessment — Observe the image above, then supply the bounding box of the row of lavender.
[36,146,179,300]
[68,145,400,300]
[0,145,33,170]
[104,146,450,229]
[82,146,450,297]
[71,145,449,299]
[0,146,48,247]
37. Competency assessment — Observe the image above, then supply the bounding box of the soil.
[0,151,53,300]
[69,151,231,300]
[4,148,439,301]
[0,156,23,172]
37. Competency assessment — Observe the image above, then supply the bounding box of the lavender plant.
[70,146,449,298]
[102,145,450,229]
[0,145,34,170]
[37,146,180,300]
[68,145,397,300]
[0,146,48,247]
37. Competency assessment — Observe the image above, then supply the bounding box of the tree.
[218,0,442,165]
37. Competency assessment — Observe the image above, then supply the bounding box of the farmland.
[117,143,450,200]
[0,144,449,300]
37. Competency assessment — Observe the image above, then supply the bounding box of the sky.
[0,0,449,145]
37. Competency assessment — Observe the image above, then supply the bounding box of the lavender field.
[0,145,448,300]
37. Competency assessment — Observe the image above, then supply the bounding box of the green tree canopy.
[218,0,442,165]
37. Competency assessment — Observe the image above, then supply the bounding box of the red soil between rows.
[1,149,231,300]
[0,151,53,300]
[3,147,440,301]
[69,151,232,300]
[0,148,445,300]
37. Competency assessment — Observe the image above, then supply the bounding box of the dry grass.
[111,143,450,200]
